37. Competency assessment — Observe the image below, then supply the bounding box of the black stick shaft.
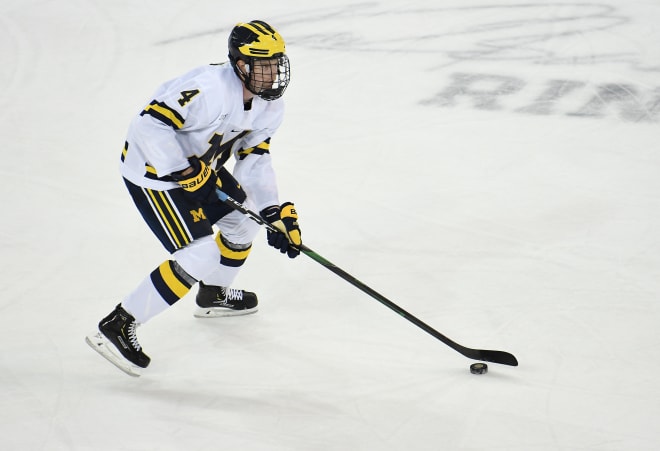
[216,190,518,366]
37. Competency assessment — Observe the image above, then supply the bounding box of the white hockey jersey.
[119,62,284,212]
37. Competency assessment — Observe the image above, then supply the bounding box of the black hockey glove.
[260,202,301,258]
[171,157,219,204]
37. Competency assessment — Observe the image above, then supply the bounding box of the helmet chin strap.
[238,62,264,97]
[237,66,250,87]
[237,62,252,87]
[237,67,257,101]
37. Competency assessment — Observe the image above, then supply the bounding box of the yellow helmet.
[228,20,290,100]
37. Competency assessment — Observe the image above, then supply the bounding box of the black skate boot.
[85,304,150,376]
[194,281,258,318]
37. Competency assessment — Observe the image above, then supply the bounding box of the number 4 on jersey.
[178,89,200,106]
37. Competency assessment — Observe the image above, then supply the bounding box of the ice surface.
[1,1,659,450]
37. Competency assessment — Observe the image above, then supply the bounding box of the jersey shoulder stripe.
[140,100,185,129]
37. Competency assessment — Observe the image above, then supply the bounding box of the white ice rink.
[1,1,659,449]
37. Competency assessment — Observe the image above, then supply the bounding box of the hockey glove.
[171,157,219,204]
[260,202,301,258]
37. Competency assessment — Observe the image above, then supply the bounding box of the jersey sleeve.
[129,70,219,177]
[233,150,279,211]
[231,101,285,211]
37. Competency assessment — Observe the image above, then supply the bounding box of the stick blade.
[477,349,519,366]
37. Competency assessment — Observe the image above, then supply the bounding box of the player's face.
[236,56,289,100]
[249,58,279,92]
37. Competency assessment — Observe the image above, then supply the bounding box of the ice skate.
[194,281,258,317]
[86,304,150,377]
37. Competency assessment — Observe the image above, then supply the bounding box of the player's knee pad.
[172,234,221,281]
[215,231,252,268]
[215,209,261,245]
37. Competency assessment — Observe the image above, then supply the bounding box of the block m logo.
[190,208,206,222]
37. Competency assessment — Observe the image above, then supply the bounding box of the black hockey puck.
[470,362,488,375]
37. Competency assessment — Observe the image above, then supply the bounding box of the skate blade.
[193,306,258,318]
[85,333,142,377]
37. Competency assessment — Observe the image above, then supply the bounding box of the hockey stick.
[216,189,518,367]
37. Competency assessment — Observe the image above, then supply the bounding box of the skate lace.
[224,287,244,301]
[127,322,142,351]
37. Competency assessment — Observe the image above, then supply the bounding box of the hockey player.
[86,20,301,376]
